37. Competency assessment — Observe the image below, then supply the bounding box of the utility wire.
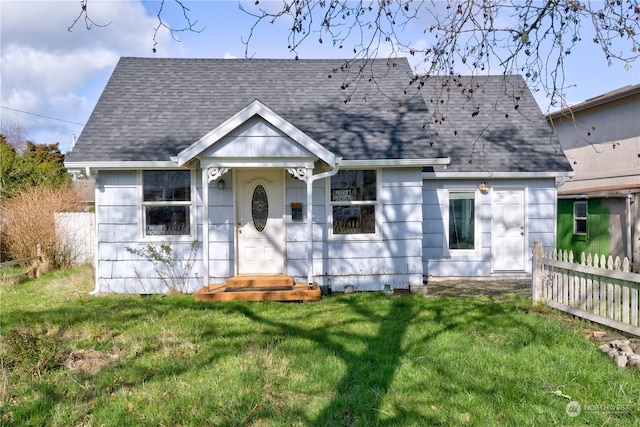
[1,105,85,126]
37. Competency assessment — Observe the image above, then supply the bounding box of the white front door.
[236,170,285,275]
[491,189,526,272]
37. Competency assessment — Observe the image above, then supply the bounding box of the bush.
[125,241,200,293]
[0,186,84,270]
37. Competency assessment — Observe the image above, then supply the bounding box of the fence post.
[532,241,543,303]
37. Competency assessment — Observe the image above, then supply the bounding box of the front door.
[491,189,526,272]
[236,170,285,275]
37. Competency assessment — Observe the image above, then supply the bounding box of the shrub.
[126,240,200,293]
[0,186,84,270]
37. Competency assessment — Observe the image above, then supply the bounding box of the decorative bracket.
[207,167,230,183]
[287,167,311,183]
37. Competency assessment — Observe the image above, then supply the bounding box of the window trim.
[573,200,588,236]
[443,188,482,256]
[138,169,196,241]
[327,169,381,240]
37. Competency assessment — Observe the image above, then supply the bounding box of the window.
[142,170,191,236]
[449,192,475,250]
[330,170,377,235]
[573,201,587,235]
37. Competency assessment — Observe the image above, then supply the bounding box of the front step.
[225,275,293,289]
[194,275,321,302]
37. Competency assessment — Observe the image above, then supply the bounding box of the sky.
[1,0,639,154]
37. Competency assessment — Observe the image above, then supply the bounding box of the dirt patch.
[424,279,531,298]
[64,348,118,375]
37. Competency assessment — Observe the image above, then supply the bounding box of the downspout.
[85,167,101,296]
[306,160,341,286]
[626,194,633,263]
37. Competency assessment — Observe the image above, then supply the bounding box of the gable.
[177,99,336,168]
[201,116,313,159]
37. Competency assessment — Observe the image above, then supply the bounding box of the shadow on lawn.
[4,291,570,425]
[311,296,416,426]
[224,293,544,426]
[227,295,419,425]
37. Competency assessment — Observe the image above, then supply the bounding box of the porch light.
[218,179,225,189]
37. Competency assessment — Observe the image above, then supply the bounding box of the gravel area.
[423,278,531,298]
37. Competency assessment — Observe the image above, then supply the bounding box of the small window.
[449,192,475,250]
[573,201,587,235]
[330,170,377,235]
[142,170,191,236]
[251,185,269,232]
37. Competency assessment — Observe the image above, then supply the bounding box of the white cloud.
[0,0,177,150]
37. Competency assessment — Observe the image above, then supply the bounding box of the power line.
[1,105,85,126]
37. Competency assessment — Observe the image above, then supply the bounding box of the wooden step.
[225,275,294,289]
[194,280,321,302]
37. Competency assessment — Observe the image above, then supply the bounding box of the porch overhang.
[176,99,337,169]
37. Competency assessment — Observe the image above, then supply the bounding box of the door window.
[252,184,268,232]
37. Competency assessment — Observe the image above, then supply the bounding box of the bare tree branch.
[152,0,205,53]
[240,0,640,109]
[67,0,111,32]
[68,0,639,109]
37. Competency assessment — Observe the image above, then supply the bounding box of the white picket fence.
[532,241,640,336]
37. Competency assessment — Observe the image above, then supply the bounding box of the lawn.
[1,266,639,426]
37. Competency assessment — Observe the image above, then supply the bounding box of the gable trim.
[177,99,336,167]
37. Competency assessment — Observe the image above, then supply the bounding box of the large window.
[330,170,377,235]
[142,170,191,236]
[573,201,587,235]
[449,192,475,250]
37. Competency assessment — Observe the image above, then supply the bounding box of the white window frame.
[327,169,381,240]
[573,200,588,235]
[443,189,482,256]
[138,169,196,241]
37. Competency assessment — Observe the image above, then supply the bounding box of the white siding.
[321,168,424,291]
[423,178,557,278]
[95,167,559,293]
[95,170,204,294]
[207,181,234,284]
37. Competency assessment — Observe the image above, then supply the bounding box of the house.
[65,57,572,295]
[547,84,640,271]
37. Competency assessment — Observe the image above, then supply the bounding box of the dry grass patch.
[64,348,119,375]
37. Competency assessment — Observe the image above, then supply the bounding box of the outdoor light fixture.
[218,179,225,189]
[478,182,489,193]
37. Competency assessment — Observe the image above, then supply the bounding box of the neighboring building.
[548,84,640,271]
[65,57,572,294]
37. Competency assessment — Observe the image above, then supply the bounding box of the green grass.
[1,266,639,426]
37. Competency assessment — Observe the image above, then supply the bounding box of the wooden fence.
[532,241,640,336]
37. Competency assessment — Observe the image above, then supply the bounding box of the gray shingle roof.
[67,57,571,173]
